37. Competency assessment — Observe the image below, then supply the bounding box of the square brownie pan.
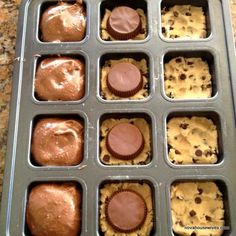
[0,0,236,235]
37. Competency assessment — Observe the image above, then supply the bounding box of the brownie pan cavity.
[100,0,148,41]
[166,111,223,165]
[99,113,153,166]
[34,55,87,102]
[169,179,231,236]
[25,181,83,236]
[160,0,211,40]
[99,179,156,236]
[38,0,87,42]
[99,52,151,101]
[163,51,217,100]
[30,114,85,167]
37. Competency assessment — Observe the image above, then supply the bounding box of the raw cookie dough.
[100,118,151,165]
[171,181,225,236]
[164,57,212,99]
[101,58,149,100]
[100,182,153,236]
[167,116,218,164]
[101,8,147,40]
[161,5,207,39]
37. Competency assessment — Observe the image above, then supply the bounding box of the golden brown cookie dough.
[101,58,149,100]
[171,181,225,236]
[167,117,218,164]
[100,118,151,165]
[100,182,153,236]
[164,57,212,99]
[101,8,147,40]
[161,5,207,39]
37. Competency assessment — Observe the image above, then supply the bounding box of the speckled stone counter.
[0,0,235,200]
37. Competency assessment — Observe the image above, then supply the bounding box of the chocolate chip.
[180,123,189,129]
[202,76,206,80]
[206,151,213,156]
[189,210,196,217]
[191,233,196,236]
[176,58,182,63]
[198,188,203,195]
[195,197,202,204]
[187,61,194,65]
[162,27,166,34]
[140,28,145,34]
[185,12,192,16]
[177,161,183,164]
[194,146,199,148]
[178,221,184,227]
[173,11,179,17]
[195,149,202,157]
[175,150,181,155]
[103,155,110,162]
[174,35,179,38]
[207,84,212,88]
[179,74,186,80]
[205,215,212,221]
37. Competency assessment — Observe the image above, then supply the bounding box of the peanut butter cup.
[26,183,81,236]
[105,189,147,233]
[31,118,84,166]
[106,123,144,160]
[35,57,85,101]
[40,1,86,42]
[107,6,141,40]
[107,62,143,97]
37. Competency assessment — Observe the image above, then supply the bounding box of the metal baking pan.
[0,0,236,235]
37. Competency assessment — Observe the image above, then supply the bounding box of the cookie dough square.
[167,116,218,164]
[164,57,212,99]
[101,8,147,40]
[100,182,154,236]
[170,181,225,236]
[101,58,149,100]
[100,118,151,165]
[161,5,207,39]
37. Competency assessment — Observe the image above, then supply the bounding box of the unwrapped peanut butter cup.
[107,62,143,98]
[107,6,141,40]
[106,123,144,160]
[105,189,147,233]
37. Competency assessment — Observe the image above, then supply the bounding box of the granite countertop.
[0,0,235,200]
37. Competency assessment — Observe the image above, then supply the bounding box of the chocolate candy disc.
[106,123,144,160]
[107,6,141,40]
[107,62,143,97]
[105,190,147,232]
